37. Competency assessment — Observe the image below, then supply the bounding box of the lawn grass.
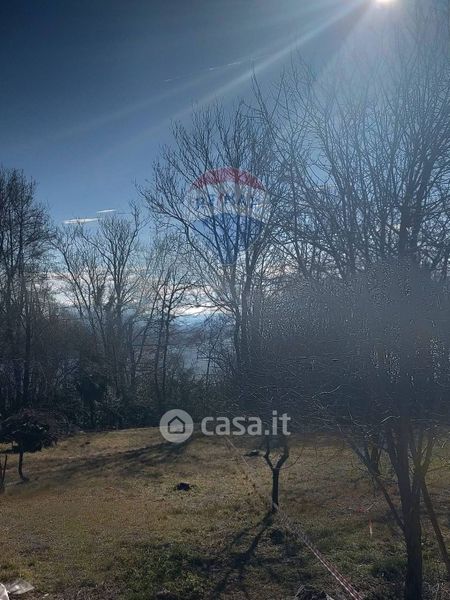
[1,429,449,599]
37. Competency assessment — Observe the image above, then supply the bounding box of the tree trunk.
[18,447,29,482]
[0,454,7,493]
[404,515,423,599]
[403,489,423,600]
[263,437,289,514]
[386,419,424,600]
[271,468,280,513]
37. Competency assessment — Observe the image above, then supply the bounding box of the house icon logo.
[168,416,186,434]
[160,409,194,443]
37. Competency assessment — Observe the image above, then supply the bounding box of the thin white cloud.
[100,1,364,160]
[96,209,117,214]
[63,217,99,225]
[163,54,268,84]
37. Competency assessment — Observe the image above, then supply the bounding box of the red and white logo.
[186,167,269,264]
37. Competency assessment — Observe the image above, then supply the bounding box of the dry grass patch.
[1,429,449,599]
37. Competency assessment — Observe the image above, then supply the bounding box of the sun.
[375,0,395,4]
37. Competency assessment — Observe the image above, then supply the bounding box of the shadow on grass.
[116,514,303,600]
[6,433,197,488]
[211,512,275,599]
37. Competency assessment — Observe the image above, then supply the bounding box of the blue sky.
[0,0,370,223]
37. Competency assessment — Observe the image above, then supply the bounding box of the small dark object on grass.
[295,586,329,600]
[175,482,191,491]
[269,528,285,545]
[245,449,260,457]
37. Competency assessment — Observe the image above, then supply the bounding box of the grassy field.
[1,428,449,599]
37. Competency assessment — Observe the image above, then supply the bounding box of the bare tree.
[264,263,450,600]
[0,168,53,416]
[56,209,195,425]
[56,205,146,425]
[251,6,450,597]
[148,234,193,416]
[142,104,280,387]
[255,3,450,281]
